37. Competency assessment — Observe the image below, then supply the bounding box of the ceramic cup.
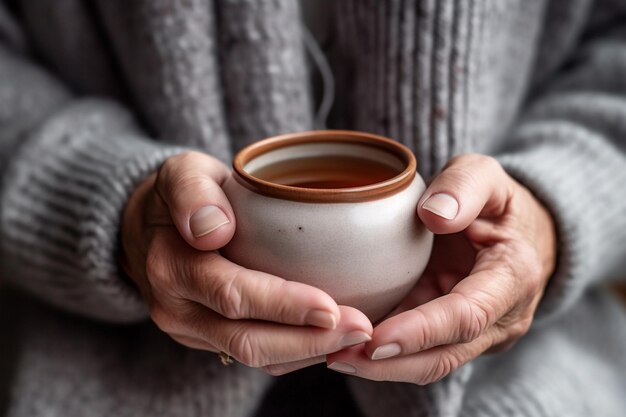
[222,130,433,322]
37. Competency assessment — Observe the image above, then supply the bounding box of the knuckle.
[145,246,166,284]
[448,293,489,343]
[157,153,190,188]
[508,240,538,271]
[494,240,544,299]
[419,356,454,385]
[172,175,217,203]
[444,154,505,184]
[483,241,509,261]
[419,351,462,385]
[227,325,263,368]
[508,317,532,340]
[443,165,480,191]
[462,302,488,343]
[158,154,178,179]
[158,152,218,200]
[213,269,246,319]
[445,154,505,189]
[410,310,431,349]
[480,243,520,284]
[270,280,296,322]
[145,235,178,291]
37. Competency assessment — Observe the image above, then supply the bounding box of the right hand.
[121,152,373,374]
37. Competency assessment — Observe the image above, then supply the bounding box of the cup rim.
[232,130,417,203]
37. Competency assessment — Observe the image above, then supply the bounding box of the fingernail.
[371,343,402,360]
[340,331,372,348]
[328,362,357,374]
[422,193,459,220]
[189,206,230,237]
[305,310,337,330]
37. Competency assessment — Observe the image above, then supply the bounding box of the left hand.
[326,154,557,384]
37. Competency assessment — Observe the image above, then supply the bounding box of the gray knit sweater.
[1,0,626,416]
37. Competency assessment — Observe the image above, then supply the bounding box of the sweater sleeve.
[496,24,626,323]
[0,44,186,323]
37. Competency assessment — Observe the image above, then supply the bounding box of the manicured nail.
[422,193,459,220]
[371,343,402,360]
[305,310,337,330]
[340,331,372,348]
[328,362,357,374]
[189,206,230,237]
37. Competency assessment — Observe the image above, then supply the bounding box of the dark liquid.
[251,155,401,189]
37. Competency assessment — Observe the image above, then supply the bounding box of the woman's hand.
[122,152,373,371]
[327,154,556,384]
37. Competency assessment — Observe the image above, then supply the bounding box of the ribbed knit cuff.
[1,99,186,323]
[497,120,626,324]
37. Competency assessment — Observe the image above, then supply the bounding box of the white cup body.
[222,174,433,321]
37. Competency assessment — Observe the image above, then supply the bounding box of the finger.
[155,151,235,250]
[327,327,502,385]
[365,262,516,359]
[172,334,328,372]
[147,228,344,328]
[417,154,513,234]
[190,306,373,368]
[263,356,326,376]
[174,247,343,328]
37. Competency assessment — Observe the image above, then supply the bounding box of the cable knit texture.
[0,0,625,416]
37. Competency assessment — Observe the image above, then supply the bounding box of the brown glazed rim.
[232,130,417,203]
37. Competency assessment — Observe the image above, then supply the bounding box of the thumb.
[155,151,235,250]
[417,154,513,234]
